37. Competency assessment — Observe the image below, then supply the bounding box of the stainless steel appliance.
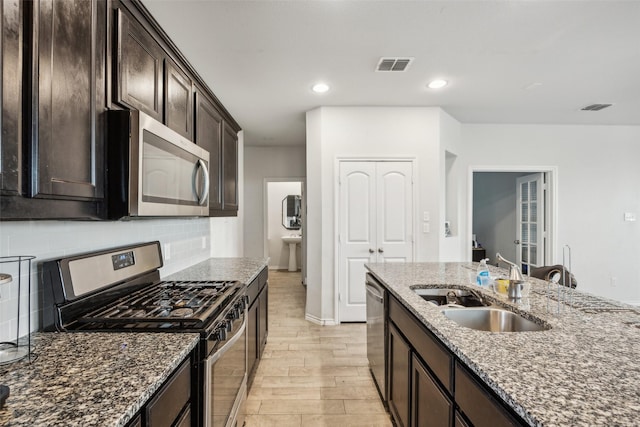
[107,110,210,219]
[366,273,386,405]
[42,241,247,427]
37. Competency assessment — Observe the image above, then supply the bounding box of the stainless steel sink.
[412,287,490,307]
[441,307,550,332]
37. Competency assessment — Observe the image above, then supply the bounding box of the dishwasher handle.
[366,282,384,303]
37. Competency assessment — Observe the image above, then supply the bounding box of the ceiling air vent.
[376,57,414,72]
[581,103,613,111]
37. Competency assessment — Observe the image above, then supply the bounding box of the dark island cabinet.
[194,88,223,212]
[388,322,411,427]
[412,354,453,427]
[1,0,106,219]
[386,294,527,427]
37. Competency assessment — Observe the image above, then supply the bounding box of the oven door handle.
[208,315,246,364]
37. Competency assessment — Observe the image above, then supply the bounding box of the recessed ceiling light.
[427,79,448,89]
[312,83,330,93]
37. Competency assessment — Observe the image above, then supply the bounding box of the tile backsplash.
[0,218,212,341]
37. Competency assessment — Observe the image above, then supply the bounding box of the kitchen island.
[367,262,640,426]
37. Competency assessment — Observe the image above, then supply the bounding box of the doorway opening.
[468,166,557,272]
[264,180,305,276]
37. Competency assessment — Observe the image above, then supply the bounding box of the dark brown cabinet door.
[164,59,192,140]
[389,322,411,427]
[247,299,258,382]
[222,122,238,212]
[30,0,106,201]
[411,354,452,427]
[258,283,268,356]
[194,89,222,211]
[114,7,163,121]
[455,362,522,427]
[1,0,23,196]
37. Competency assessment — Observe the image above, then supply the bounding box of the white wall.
[305,106,457,323]
[0,132,246,342]
[267,182,302,269]
[439,111,465,261]
[243,145,306,259]
[460,124,640,304]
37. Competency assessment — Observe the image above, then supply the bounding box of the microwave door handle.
[196,159,210,205]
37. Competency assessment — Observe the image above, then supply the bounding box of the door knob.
[378,248,384,253]
[514,239,521,245]
[369,249,374,254]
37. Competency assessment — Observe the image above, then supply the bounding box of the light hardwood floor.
[244,270,393,427]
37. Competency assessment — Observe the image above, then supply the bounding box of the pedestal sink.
[282,235,302,271]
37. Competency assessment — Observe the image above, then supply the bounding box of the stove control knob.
[215,326,227,341]
[228,307,240,320]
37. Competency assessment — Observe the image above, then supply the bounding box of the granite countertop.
[366,262,640,427]
[0,332,199,427]
[163,257,268,284]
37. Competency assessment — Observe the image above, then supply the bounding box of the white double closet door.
[338,161,414,322]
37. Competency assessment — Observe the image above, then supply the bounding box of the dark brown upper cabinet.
[1,0,106,219]
[1,0,23,197]
[114,7,163,121]
[164,59,193,140]
[222,122,238,213]
[30,0,106,202]
[194,87,222,212]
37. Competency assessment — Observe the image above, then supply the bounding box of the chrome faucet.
[496,253,524,300]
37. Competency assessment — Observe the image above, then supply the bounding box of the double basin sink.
[412,287,549,333]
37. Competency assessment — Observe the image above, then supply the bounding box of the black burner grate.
[78,280,240,328]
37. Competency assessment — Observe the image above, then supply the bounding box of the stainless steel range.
[42,241,247,427]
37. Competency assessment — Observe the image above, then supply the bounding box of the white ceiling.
[143,0,640,147]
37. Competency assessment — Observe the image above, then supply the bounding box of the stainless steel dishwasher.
[366,273,387,405]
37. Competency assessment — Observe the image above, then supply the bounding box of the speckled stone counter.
[0,332,198,427]
[163,257,268,284]
[366,262,640,427]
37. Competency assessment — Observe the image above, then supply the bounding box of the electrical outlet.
[164,243,171,261]
[423,223,430,233]
[610,277,617,288]
[423,211,430,221]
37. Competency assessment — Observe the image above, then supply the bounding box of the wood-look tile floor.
[244,270,393,427]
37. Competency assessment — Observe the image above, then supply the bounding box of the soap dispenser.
[476,258,490,287]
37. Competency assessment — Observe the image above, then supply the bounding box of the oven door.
[204,307,247,427]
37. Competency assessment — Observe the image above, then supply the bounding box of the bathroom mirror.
[282,195,301,230]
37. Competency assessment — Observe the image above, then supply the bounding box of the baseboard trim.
[305,313,338,326]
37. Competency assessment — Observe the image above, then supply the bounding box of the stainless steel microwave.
[107,110,210,219]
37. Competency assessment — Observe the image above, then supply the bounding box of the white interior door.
[516,173,545,274]
[376,162,413,263]
[338,161,413,322]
